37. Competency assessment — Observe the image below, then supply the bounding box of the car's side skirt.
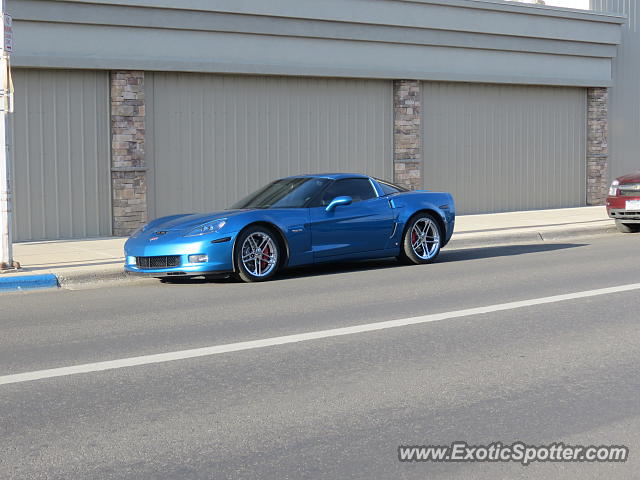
[312,248,400,264]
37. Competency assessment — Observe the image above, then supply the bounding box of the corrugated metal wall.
[147,73,393,217]
[11,69,111,241]
[422,82,587,214]
[591,0,640,179]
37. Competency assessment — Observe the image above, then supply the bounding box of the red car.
[606,171,640,233]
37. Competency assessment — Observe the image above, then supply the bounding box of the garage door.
[11,70,111,241]
[147,73,393,218]
[423,82,587,214]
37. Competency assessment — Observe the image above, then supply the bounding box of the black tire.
[615,220,640,233]
[398,213,443,265]
[234,225,282,282]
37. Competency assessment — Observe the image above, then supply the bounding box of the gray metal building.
[8,0,626,241]
[592,0,639,179]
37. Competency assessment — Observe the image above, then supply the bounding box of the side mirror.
[325,196,353,212]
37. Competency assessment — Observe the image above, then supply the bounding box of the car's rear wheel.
[234,226,281,282]
[615,220,640,233]
[399,213,442,265]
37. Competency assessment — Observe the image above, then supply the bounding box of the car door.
[309,178,394,260]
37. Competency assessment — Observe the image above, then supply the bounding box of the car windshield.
[230,177,330,209]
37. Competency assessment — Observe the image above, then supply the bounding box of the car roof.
[284,173,370,181]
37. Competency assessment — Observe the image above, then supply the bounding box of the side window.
[318,179,377,206]
[377,179,408,196]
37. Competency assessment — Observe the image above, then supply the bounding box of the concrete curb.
[54,267,137,287]
[0,273,59,291]
[0,266,137,291]
[448,222,617,249]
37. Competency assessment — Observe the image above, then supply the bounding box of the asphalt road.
[1,233,639,479]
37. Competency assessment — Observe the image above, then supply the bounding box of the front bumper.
[124,232,237,276]
[606,195,640,223]
[124,264,232,277]
[607,209,640,223]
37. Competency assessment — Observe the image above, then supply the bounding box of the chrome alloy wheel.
[410,218,440,260]
[240,232,278,277]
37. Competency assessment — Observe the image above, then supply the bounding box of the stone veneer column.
[111,71,147,236]
[586,87,609,206]
[393,80,422,190]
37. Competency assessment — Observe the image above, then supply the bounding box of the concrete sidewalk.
[0,205,616,289]
[8,237,129,286]
[449,205,615,248]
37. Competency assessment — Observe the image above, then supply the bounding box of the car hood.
[148,210,247,232]
[616,171,640,184]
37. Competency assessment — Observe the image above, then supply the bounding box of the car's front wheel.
[399,213,442,265]
[234,226,281,282]
[615,220,640,233]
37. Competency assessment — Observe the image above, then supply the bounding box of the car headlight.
[609,180,620,196]
[185,218,227,237]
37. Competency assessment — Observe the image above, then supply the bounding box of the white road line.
[2,282,640,386]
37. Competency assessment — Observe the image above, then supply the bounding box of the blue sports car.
[124,174,455,282]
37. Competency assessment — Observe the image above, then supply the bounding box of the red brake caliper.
[260,244,270,271]
[411,230,418,246]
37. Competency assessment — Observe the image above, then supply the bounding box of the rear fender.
[390,192,455,246]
